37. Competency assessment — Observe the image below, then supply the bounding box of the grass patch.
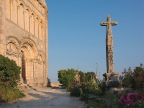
[0,86,25,102]
[86,97,105,108]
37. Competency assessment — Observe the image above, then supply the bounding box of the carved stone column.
[44,7,48,87]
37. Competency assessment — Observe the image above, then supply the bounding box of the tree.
[78,71,86,83]
[0,54,20,87]
[121,64,144,90]
[134,64,144,90]
[85,71,95,83]
[58,68,76,87]
[0,54,25,102]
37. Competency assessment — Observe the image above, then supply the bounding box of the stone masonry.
[101,15,119,83]
[0,0,48,87]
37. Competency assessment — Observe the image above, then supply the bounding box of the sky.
[46,0,144,82]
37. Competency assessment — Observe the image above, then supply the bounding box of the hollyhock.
[136,94,144,101]
[119,95,135,105]
[119,95,128,104]
[127,92,138,102]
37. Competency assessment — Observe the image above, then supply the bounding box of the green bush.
[0,54,25,102]
[0,54,20,87]
[70,83,102,97]
[121,64,144,90]
[0,86,25,102]
[70,86,81,97]
[58,68,76,88]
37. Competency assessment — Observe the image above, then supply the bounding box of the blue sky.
[46,0,144,82]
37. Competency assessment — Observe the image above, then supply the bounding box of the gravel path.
[0,87,86,108]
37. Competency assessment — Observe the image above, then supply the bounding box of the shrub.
[0,86,25,102]
[58,68,76,88]
[0,54,25,102]
[70,86,81,97]
[0,54,20,87]
[120,64,144,90]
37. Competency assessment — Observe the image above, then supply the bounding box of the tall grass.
[0,86,25,102]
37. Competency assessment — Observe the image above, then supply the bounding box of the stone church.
[0,0,48,87]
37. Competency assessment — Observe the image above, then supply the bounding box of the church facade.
[0,0,48,87]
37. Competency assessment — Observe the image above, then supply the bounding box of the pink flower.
[127,100,136,105]
[119,95,127,104]
[119,92,144,105]
[127,92,138,102]
[136,94,144,100]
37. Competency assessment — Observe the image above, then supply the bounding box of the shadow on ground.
[0,87,85,108]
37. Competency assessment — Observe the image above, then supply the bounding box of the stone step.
[18,83,37,92]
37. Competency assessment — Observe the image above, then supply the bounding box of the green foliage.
[0,54,25,102]
[121,64,144,89]
[87,98,104,108]
[86,82,102,95]
[78,71,86,83]
[98,79,106,94]
[70,83,102,100]
[85,72,95,83]
[87,91,118,108]
[70,86,81,97]
[0,86,25,102]
[0,92,2,101]
[0,54,20,87]
[58,68,76,88]
[121,68,135,88]
[134,64,144,90]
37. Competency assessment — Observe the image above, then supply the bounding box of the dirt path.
[0,87,86,108]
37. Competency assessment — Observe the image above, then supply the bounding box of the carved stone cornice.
[6,51,20,58]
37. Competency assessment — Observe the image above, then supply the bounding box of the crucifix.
[101,15,118,80]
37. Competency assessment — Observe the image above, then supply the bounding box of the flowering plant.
[119,92,144,108]
[119,64,144,90]
[119,67,135,88]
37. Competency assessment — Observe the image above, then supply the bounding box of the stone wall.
[0,0,48,87]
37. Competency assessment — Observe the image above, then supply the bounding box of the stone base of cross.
[103,72,119,86]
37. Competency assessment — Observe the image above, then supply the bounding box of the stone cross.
[101,15,118,81]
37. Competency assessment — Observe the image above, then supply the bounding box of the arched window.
[6,0,11,20]
[11,0,18,24]
[24,9,30,32]
[39,20,43,41]
[18,3,24,29]
[30,13,35,35]
[35,17,39,38]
